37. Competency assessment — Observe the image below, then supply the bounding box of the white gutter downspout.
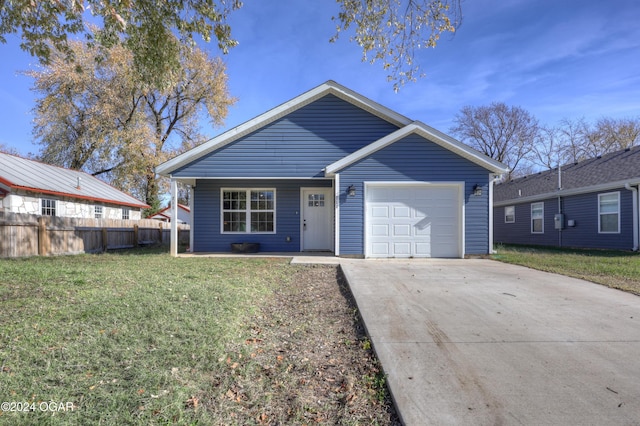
[624,183,638,251]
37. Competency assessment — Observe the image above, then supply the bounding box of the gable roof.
[156,80,412,176]
[148,204,190,221]
[494,146,640,205]
[325,121,508,175]
[0,152,149,208]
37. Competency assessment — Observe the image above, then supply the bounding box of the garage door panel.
[371,205,389,218]
[371,242,390,256]
[393,242,411,256]
[414,222,432,235]
[392,206,411,218]
[393,224,412,237]
[366,184,461,258]
[371,224,389,237]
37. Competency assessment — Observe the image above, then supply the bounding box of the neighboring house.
[0,152,149,219]
[493,147,640,251]
[156,81,508,258]
[148,204,191,225]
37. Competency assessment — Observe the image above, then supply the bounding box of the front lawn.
[0,249,398,425]
[492,245,640,295]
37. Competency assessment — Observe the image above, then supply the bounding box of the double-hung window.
[222,189,275,233]
[598,192,620,233]
[531,202,544,233]
[95,205,103,219]
[41,199,56,216]
[505,206,515,223]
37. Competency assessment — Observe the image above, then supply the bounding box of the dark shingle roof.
[494,146,640,203]
[0,153,149,208]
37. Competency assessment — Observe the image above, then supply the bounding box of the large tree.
[28,39,235,212]
[450,102,540,177]
[1,0,461,88]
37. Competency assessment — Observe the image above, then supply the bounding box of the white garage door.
[366,184,462,258]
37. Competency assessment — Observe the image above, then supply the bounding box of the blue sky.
[1,0,639,157]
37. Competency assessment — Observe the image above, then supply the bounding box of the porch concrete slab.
[339,258,640,425]
[179,252,341,265]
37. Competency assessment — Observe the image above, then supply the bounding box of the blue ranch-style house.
[157,81,508,258]
[493,146,640,251]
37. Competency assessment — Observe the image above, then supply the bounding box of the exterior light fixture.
[347,185,356,197]
[473,184,482,196]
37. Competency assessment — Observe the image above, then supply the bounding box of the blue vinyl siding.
[173,95,399,179]
[338,134,492,255]
[192,179,331,252]
[494,189,634,250]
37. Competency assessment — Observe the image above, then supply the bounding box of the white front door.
[302,188,333,251]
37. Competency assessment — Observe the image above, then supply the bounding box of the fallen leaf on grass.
[185,396,199,409]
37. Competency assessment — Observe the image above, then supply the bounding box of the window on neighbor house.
[41,199,56,216]
[505,206,515,223]
[598,192,620,233]
[95,205,103,219]
[531,202,544,233]
[222,189,275,233]
[122,208,130,220]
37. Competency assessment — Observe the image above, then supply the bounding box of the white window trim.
[122,207,130,220]
[220,188,276,234]
[95,205,103,219]
[41,198,57,217]
[598,191,620,234]
[531,202,544,234]
[505,205,515,223]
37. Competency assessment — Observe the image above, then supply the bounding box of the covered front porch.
[167,177,337,257]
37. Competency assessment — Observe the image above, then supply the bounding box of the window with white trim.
[222,189,275,233]
[41,199,56,216]
[95,205,103,219]
[598,192,620,233]
[505,206,515,223]
[122,208,130,220]
[531,202,544,233]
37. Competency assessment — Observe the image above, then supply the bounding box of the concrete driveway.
[339,259,640,425]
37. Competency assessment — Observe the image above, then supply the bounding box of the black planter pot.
[230,243,260,253]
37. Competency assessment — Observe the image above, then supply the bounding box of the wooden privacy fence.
[0,211,190,258]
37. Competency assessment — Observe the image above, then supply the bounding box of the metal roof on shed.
[0,153,149,208]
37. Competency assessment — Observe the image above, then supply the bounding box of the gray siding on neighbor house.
[192,179,331,252]
[494,189,634,250]
[338,134,492,255]
[172,95,399,179]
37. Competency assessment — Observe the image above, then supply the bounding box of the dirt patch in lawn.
[200,264,401,425]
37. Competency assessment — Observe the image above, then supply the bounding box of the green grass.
[492,244,640,295]
[0,249,292,425]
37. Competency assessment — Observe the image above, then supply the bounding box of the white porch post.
[189,185,194,252]
[334,173,340,256]
[170,178,178,257]
[488,174,496,254]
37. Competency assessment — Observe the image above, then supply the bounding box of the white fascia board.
[156,81,412,176]
[169,176,333,181]
[494,179,640,207]
[325,122,509,176]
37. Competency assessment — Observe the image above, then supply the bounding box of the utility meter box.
[554,213,565,230]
